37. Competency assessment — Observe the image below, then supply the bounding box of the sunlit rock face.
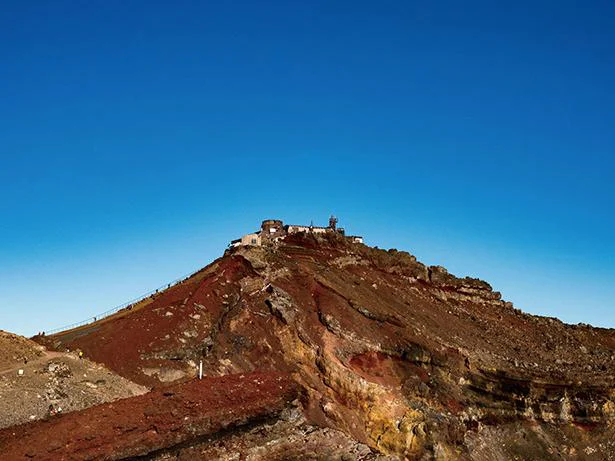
[39,233,615,459]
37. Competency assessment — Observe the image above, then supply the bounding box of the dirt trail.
[0,339,147,429]
[0,350,64,376]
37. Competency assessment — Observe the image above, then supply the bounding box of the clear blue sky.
[1,1,613,336]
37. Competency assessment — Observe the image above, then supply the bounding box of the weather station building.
[229,216,363,248]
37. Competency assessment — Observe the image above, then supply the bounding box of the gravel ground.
[0,335,147,429]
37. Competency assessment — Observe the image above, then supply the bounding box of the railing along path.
[45,267,202,335]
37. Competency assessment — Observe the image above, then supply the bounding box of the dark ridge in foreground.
[0,372,298,460]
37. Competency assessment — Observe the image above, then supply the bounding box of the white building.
[229,216,363,248]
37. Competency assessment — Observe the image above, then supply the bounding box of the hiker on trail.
[78,351,84,360]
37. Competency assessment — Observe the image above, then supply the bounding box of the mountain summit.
[32,229,615,459]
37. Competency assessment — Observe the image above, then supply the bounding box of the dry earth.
[0,332,146,429]
[0,330,45,370]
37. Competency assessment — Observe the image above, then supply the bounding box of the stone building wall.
[260,220,286,241]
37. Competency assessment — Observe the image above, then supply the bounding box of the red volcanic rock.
[34,232,615,459]
[0,372,298,460]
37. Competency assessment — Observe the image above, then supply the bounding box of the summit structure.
[229,216,363,248]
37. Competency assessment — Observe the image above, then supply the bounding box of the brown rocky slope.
[0,331,146,430]
[36,233,615,459]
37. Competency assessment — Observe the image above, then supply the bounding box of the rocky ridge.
[34,232,615,459]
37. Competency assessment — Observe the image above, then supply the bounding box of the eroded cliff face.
[39,233,615,459]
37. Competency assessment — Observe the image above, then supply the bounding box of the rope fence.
[44,267,203,336]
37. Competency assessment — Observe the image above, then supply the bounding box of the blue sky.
[0,1,613,336]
